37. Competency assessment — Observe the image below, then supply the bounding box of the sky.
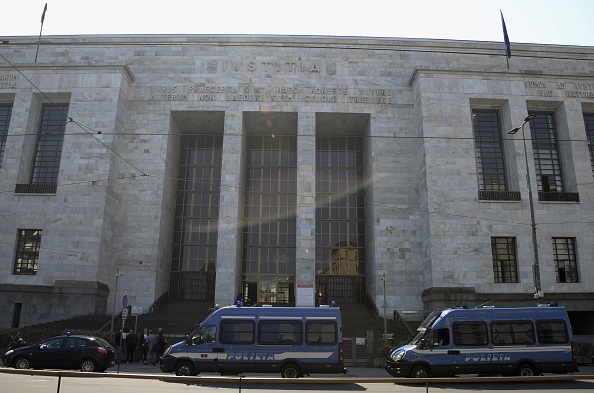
[1,0,594,47]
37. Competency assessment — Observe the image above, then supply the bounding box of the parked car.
[3,334,116,372]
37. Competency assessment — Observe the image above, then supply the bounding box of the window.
[172,134,222,273]
[191,326,216,345]
[553,237,578,283]
[0,104,12,167]
[537,320,569,344]
[220,321,254,344]
[528,112,564,193]
[31,104,69,185]
[453,322,488,346]
[316,137,366,275]
[425,328,450,347]
[258,320,303,345]
[306,321,337,345]
[491,237,518,283]
[242,133,297,304]
[13,229,42,275]
[40,337,65,349]
[491,321,535,346]
[472,110,507,192]
[585,113,594,178]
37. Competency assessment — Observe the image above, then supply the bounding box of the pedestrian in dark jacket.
[156,327,168,360]
[140,328,149,364]
[114,329,122,364]
[125,328,137,363]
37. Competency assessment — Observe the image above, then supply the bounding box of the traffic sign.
[122,307,128,320]
[122,294,128,308]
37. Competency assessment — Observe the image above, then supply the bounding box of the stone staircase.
[23,299,215,338]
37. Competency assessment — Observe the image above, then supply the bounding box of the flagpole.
[500,10,511,69]
[35,3,47,63]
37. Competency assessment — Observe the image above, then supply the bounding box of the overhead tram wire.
[0,52,147,177]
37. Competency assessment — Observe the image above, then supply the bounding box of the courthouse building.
[0,34,593,335]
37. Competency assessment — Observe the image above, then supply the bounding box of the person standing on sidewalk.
[114,329,122,364]
[125,328,137,363]
[146,329,157,365]
[139,328,149,364]
[156,327,168,361]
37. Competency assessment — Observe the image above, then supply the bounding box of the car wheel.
[281,364,301,378]
[175,361,196,376]
[14,357,30,369]
[80,359,97,372]
[517,363,536,377]
[410,365,430,378]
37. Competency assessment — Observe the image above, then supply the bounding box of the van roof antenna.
[475,299,495,308]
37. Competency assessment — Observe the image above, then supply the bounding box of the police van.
[385,304,578,378]
[160,304,346,378]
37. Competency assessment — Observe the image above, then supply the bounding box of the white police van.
[385,304,578,378]
[160,303,346,378]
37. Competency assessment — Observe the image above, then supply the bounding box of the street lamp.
[381,273,387,343]
[508,114,542,302]
[110,268,123,333]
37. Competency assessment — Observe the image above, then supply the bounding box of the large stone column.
[295,112,316,306]
[215,110,244,307]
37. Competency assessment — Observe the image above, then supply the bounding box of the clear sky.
[1,0,594,47]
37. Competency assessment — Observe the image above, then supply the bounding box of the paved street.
[109,362,594,377]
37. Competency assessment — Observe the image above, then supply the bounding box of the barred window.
[584,113,594,178]
[553,237,578,283]
[472,110,507,192]
[528,112,564,193]
[491,237,518,283]
[31,104,69,185]
[0,104,12,167]
[14,229,42,275]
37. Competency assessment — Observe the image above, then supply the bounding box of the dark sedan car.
[3,334,115,372]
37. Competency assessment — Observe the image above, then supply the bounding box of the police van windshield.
[409,309,443,344]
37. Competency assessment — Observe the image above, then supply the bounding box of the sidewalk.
[108,362,594,377]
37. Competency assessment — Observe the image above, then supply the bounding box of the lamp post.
[382,272,387,343]
[508,114,542,302]
[110,268,122,334]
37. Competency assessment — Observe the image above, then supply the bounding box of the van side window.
[537,320,569,344]
[491,321,535,345]
[426,328,450,347]
[453,322,488,346]
[259,321,303,345]
[220,321,255,344]
[306,321,337,345]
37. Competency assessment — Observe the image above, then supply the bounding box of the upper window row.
[473,110,594,201]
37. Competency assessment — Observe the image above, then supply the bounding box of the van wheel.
[517,363,536,377]
[281,364,301,378]
[175,361,197,376]
[410,365,430,378]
